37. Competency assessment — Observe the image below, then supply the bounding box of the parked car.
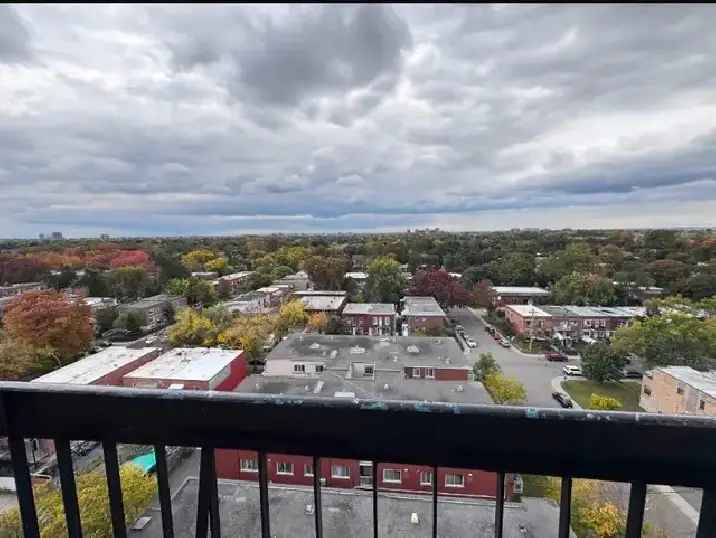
[455,324,465,335]
[562,365,583,376]
[499,338,511,348]
[622,370,643,379]
[465,336,477,348]
[552,391,574,408]
[484,325,494,335]
[544,351,568,362]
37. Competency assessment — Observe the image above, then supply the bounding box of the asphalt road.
[452,307,570,408]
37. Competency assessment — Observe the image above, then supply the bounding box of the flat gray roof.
[401,296,446,317]
[492,286,550,296]
[130,479,569,538]
[343,303,396,316]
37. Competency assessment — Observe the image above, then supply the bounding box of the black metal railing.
[1,380,715,537]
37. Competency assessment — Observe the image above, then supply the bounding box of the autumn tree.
[483,372,526,404]
[365,256,405,303]
[181,249,216,271]
[308,312,329,333]
[168,308,217,346]
[205,257,230,275]
[0,339,57,380]
[408,269,474,309]
[647,259,689,289]
[303,255,349,290]
[217,315,276,358]
[109,250,151,269]
[108,267,149,300]
[277,299,307,332]
[3,291,93,363]
[581,343,627,384]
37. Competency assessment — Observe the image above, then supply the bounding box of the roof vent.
[456,384,464,392]
[410,513,419,525]
[434,338,441,344]
[350,346,366,354]
[255,383,261,390]
[445,358,451,365]
[407,345,420,354]
[310,343,321,350]
[305,385,310,392]
[305,504,314,515]
[330,350,338,360]
[383,384,390,391]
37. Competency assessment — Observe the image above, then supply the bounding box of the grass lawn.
[562,380,643,411]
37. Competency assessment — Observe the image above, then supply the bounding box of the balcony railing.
[1,380,716,537]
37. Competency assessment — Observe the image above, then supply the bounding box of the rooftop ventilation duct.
[410,513,419,525]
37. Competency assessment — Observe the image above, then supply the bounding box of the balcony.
[1,380,716,537]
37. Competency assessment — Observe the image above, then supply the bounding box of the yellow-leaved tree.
[590,394,623,411]
[168,308,217,346]
[277,300,307,332]
[483,372,526,404]
[217,315,276,358]
[307,312,329,333]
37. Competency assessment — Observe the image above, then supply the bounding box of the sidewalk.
[551,376,583,409]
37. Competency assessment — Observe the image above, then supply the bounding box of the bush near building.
[562,381,641,411]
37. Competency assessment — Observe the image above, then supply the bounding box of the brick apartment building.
[342,303,396,336]
[475,282,550,309]
[400,296,448,336]
[640,366,716,415]
[123,347,247,391]
[504,304,645,344]
[214,335,510,499]
[118,294,187,330]
[213,271,254,296]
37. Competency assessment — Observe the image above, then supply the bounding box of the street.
[452,307,567,408]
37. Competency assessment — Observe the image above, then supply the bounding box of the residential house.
[400,296,447,336]
[640,367,716,415]
[342,303,397,336]
[293,290,347,316]
[272,270,311,291]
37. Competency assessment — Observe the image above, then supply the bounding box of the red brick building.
[342,303,396,336]
[400,296,447,335]
[476,282,550,309]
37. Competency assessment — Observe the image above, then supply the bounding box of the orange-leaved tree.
[3,291,93,363]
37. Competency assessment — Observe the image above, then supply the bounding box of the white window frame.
[304,463,314,477]
[240,458,258,473]
[294,363,306,373]
[425,368,435,379]
[331,464,351,479]
[276,462,294,475]
[364,364,375,377]
[382,468,402,484]
[445,473,465,488]
[419,471,433,486]
[413,367,421,377]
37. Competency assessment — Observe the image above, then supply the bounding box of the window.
[445,473,465,488]
[372,316,379,325]
[677,386,684,395]
[643,387,652,396]
[413,367,421,377]
[276,462,294,475]
[419,471,433,486]
[700,401,706,410]
[240,459,258,472]
[332,464,351,479]
[425,368,435,379]
[304,463,314,477]
[315,364,324,373]
[364,364,374,377]
[383,469,402,484]
[294,363,305,373]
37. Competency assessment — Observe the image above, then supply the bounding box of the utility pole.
[529,301,535,353]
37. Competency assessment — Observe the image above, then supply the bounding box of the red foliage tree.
[407,269,474,309]
[3,291,93,362]
[109,250,151,269]
[0,255,48,285]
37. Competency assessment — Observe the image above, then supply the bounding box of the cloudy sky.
[2,4,716,237]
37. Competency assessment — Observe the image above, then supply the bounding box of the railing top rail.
[2,381,716,487]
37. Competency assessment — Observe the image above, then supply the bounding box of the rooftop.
[266,334,471,370]
[492,286,550,296]
[121,294,175,309]
[345,271,369,279]
[131,479,565,538]
[219,271,254,280]
[343,303,396,316]
[401,296,446,317]
[505,305,551,317]
[294,290,347,296]
[298,295,347,312]
[657,366,716,398]
[507,304,646,318]
[32,346,159,385]
[124,348,242,382]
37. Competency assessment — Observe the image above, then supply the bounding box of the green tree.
[168,308,217,346]
[184,278,217,307]
[0,463,156,537]
[78,268,111,297]
[165,277,190,296]
[113,311,146,333]
[277,299,307,331]
[647,259,689,289]
[108,267,148,300]
[473,352,500,382]
[484,372,526,404]
[47,267,77,290]
[581,343,627,384]
[95,307,118,333]
[304,256,349,290]
[365,256,406,303]
[552,272,616,306]
[590,394,623,411]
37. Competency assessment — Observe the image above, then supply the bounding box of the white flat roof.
[300,295,346,311]
[505,305,551,317]
[220,271,254,280]
[492,286,550,296]
[32,346,159,385]
[124,348,242,382]
[342,303,396,316]
[658,366,716,398]
[345,272,368,279]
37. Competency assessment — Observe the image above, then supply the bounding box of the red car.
[545,351,568,362]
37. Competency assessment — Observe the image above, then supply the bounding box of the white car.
[465,336,477,348]
[562,365,583,376]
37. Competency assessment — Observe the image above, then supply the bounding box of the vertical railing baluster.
[312,456,323,538]
[195,448,210,538]
[494,472,505,538]
[372,461,379,538]
[55,439,83,537]
[558,476,572,538]
[207,449,221,538]
[258,452,271,538]
[431,466,438,538]
[8,436,40,537]
[625,481,646,538]
[103,441,127,538]
[153,445,174,538]
[697,488,716,538]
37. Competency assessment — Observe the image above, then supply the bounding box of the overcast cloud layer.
[1,4,716,237]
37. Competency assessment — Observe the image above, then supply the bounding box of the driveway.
[452,308,570,408]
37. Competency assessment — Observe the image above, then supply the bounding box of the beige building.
[640,366,716,415]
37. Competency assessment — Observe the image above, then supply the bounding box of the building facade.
[476,283,550,309]
[118,294,187,330]
[640,366,716,415]
[400,296,447,335]
[342,303,396,336]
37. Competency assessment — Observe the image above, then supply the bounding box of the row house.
[213,335,506,499]
[475,282,550,309]
[341,303,396,336]
[255,285,292,306]
[293,290,347,316]
[400,296,448,336]
[640,366,716,416]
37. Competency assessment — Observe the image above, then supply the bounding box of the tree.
[277,299,307,330]
[217,315,275,358]
[590,394,623,411]
[108,267,148,300]
[205,257,230,275]
[95,306,118,334]
[303,256,349,290]
[47,267,77,290]
[113,311,146,334]
[581,343,627,384]
[216,278,233,300]
[679,274,716,300]
[308,312,329,333]
[109,250,151,269]
[0,339,56,380]
[165,277,190,296]
[647,259,689,289]
[181,249,216,271]
[168,308,217,346]
[483,372,526,404]
[77,268,111,297]
[184,278,217,307]
[408,269,474,309]
[3,291,93,362]
[153,249,190,285]
[551,272,616,306]
[364,256,406,303]
[473,352,500,382]
[0,463,156,536]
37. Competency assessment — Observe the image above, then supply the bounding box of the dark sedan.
[551,391,574,408]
